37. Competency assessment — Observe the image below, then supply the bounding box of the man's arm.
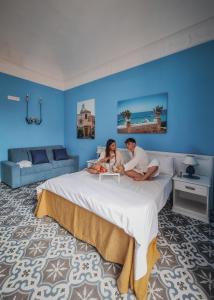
[124,149,142,171]
[124,156,139,171]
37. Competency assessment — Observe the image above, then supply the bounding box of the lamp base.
[183,174,200,180]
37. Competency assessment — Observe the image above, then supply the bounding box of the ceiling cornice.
[0,58,65,90]
[64,17,214,90]
[0,17,213,91]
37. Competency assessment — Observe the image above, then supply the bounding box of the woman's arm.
[98,151,110,163]
[116,150,124,165]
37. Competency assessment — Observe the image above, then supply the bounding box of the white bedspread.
[37,170,172,280]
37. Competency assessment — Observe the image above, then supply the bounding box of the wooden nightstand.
[172,175,211,223]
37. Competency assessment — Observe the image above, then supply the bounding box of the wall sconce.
[25,94,43,125]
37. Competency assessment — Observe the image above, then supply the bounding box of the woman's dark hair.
[125,137,136,144]
[105,139,116,163]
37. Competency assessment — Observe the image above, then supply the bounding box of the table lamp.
[183,155,200,179]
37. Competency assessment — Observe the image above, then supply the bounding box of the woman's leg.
[86,163,101,174]
[86,168,99,174]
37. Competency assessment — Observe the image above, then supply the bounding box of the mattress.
[120,173,173,212]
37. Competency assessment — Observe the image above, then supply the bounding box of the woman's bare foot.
[86,168,99,174]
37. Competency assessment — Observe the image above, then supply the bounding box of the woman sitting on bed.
[87,139,123,174]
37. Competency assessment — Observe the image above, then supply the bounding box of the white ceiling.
[0,0,214,90]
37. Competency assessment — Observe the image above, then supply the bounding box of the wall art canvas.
[117,93,168,134]
[77,99,95,139]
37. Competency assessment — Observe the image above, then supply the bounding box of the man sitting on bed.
[118,138,159,181]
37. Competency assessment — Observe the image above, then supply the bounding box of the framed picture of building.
[117,93,168,134]
[77,99,95,139]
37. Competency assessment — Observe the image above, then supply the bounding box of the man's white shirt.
[124,146,149,174]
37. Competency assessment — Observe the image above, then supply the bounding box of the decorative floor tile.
[170,242,208,269]
[159,227,187,244]
[11,225,37,240]
[191,265,214,299]
[176,225,209,243]
[147,276,168,300]
[24,239,51,258]
[192,241,214,265]
[195,223,214,240]
[165,213,191,227]
[1,290,31,300]
[0,182,213,300]
[158,245,179,269]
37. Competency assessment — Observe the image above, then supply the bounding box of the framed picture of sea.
[117,93,168,134]
[77,99,95,139]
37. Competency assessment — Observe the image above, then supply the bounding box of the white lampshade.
[183,155,198,166]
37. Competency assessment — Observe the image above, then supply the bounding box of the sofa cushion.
[46,149,54,161]
[53,148,69,161]
[8,149,30,163]
[31,150,49,165]
[51,159,73,169]
[45,147,62,161]
[20,163,52,175]
[24,145,63,162]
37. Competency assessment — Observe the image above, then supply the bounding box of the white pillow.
[148,154,174,175]
[158,156,174,175]
[16,160,32,168]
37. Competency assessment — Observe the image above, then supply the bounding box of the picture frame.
[117,93,168,134]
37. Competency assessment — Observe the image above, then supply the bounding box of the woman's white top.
[124,146,149,174]
[98,149,123,167]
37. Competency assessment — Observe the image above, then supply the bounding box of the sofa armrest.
[1,161,21,188]
[68,155,79,172]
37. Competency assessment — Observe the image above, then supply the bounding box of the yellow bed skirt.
[35,190,160,300]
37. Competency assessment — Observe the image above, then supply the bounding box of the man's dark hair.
[125,138,136,144]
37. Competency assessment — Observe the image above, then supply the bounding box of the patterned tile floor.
[0,182,213,300]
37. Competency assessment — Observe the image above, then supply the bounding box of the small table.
[173,175,211,223]
[99,172,120,183]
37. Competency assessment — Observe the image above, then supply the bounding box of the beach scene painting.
[117,93,168,134]
[77,99,95,139]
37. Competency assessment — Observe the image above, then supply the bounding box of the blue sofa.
[1,145,79,188]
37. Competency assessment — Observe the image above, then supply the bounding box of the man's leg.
[125,170,142,179]
[133,166,159,181]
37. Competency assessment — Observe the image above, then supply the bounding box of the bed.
[35,163,172,300]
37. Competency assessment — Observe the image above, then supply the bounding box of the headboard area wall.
[97,146,213,177]
[97,146,214,208]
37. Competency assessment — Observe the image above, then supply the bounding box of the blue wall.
[1,41,213,174]
[0,73,65,177]
[64,41,214,168]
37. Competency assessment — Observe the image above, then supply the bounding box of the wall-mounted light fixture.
[25,94,43,125]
